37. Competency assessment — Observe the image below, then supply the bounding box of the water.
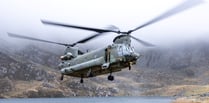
[0,97,173,103]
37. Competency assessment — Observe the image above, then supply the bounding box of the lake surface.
[0,97,173,103]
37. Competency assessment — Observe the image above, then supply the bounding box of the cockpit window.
[118,46,123,56]
[129,46,134,53]
[122,45,129,55]
[117,45,134,56]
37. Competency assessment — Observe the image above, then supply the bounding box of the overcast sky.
[0,0,209,48]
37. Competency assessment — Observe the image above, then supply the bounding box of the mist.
[0,0,209,51]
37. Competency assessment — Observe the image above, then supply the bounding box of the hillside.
[1,39,209,99]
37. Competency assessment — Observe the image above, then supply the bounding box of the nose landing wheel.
[107,75,114,81]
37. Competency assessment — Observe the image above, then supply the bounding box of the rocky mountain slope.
[1,38,209,98]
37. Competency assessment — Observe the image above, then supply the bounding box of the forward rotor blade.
[129,0,203,34]
[41,20,119,33]
[8,33,69,46]
[129,35,155,47]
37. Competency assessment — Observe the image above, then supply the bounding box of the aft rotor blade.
[41,20,119,33]
[8,33,69,46]
[76,33,101,44]
[128,0,203,34]
[71,25,119,46]
[129,35,155,47]
[70,33,101,46]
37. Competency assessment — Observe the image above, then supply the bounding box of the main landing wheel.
[60,75,64,81]
[80,74,84,83]
[108,75,114,81]
[80,78,84,83]
[128,62,132,70]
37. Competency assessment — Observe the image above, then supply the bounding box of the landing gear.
[108,69,114,81]
[80,74,84,83]
[60,74,64,80]
[88,72,94,77]
[87,69,94,77]
[128,65,131,70]
[80,78,84,83]
[128,62,132,70]
[107,75,114,81]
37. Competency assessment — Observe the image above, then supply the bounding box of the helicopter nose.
[132,53,140,60]
[61,69,66,74]
[61,68,73,74]
[124,53,140,62]
[133,53,140,59]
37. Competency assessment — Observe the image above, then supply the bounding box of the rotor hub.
[113,35,131,45]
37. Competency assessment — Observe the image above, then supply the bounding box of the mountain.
[1,38,209,98]
[138,41,209,85]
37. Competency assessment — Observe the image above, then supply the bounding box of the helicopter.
[8,0,203,83]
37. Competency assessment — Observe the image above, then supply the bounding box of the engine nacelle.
[60,52,74,61]
[61,57,104,74]
[65,47,78,58]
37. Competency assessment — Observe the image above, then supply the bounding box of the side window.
[123,46,129,55]
[118,46,123,56]
[130,47,134,53]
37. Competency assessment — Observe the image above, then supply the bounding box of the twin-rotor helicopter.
[8,0,203,83]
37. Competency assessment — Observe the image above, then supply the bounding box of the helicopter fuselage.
[59,43,140,78]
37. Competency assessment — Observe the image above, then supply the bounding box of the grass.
[141,85,209,96]
[172,97,209,103]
